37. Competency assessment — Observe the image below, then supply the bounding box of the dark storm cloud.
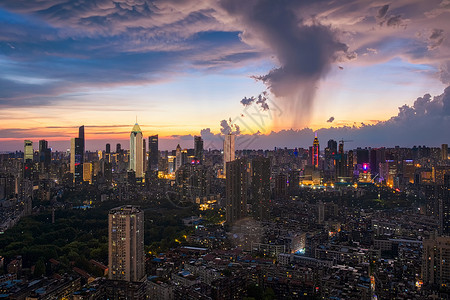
[377,4,389,19]
[218,0,353,125]
[240,91,269,111]
[386,15,404,27]
[428,28,445,50]
[440,62,450,85]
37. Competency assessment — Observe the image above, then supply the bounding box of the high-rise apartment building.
[251,157,271,221]
[129,123,144,178]
[108,206,145,282]
[347,150,354,178]
[148,135,158,171]
[226,158,248,224]
[422,236,450,286]
[439,174,450,235]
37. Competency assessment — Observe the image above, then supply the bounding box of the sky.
[0,0,449,151]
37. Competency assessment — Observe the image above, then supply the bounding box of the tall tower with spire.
[312,132,320,168]
[129,123,144,178]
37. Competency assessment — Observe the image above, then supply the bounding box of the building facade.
[226,158,248,224]
[108,206,145,282]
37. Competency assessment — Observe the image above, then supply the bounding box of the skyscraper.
[443,144,449,161]
[175,144,182,171]
[148,135,158,171]
[24,140,33,162]
[312,133,319,168]
[78,125,85,163]
[70,125,85,184]
[439,174,450,235]
[335,140,348,181]
[194,136,204,164]
[324,139,337,174]
[142,138,147,173]
[83,163,92,184]
[251,157,271,221]
[347,150,354,178]
[105,143,111,163]
[356,148,369,165]
[223,133,235,177]
[108,206,145,282]
[70,138,83,184]
[38,140,51,170]
[226,158,248,224]
[129,123,144,178]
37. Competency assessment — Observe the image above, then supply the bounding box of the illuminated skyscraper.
[223,133,235,177]
[312,133,319,168]
[24,140,33,162]
[129,123,144,178]
[108,206,145,282]
[148,135,159,171]
[70,126,85,184]
[83,162,92,184]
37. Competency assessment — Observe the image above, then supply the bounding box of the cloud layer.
[0,0,449,149]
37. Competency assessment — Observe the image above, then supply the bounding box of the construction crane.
[338,139,353,153]
[370,173,379,183]
[339,139,354,145]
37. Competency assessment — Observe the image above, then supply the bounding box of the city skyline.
[1,0,449,150]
